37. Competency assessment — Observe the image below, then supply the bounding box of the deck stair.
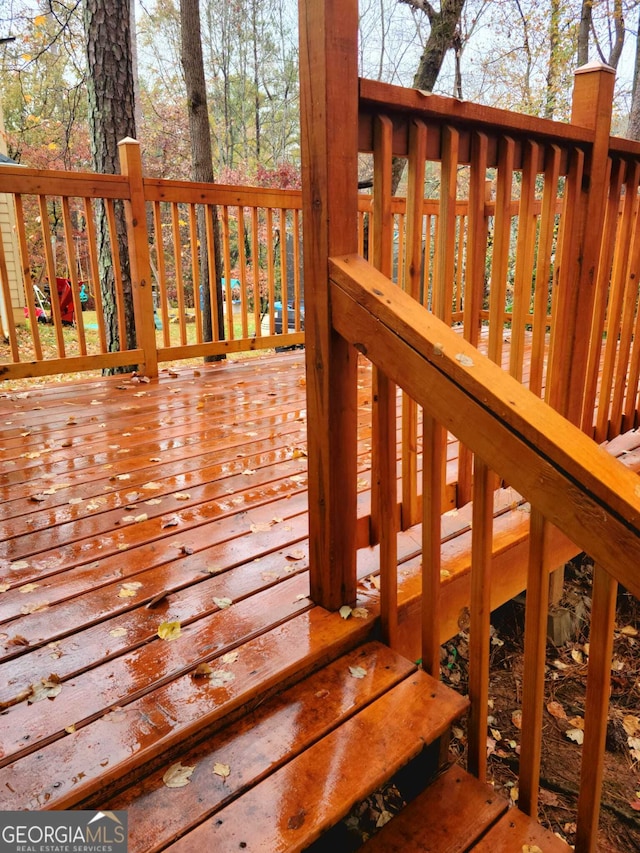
[359,765,572,852]
[56,639,467,852]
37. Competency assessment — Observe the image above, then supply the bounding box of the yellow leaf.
[349,665,367,679]
[18,583,40,594]
[339,605,352,620]
[162,762,194,788]
[213,762,230,779]
[118,581,142,598]
[213,597,233,610]
[34,15,46,25]
[157,621,182,641]
[65,724,76,734]
[47,142,58,151]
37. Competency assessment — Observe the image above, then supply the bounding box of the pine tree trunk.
[84,0,137,368]
[180,0,225,360]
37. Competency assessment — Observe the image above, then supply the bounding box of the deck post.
[298,0,359,609]
[548,63,615,427]
[118,137,158,379]
[546,64,614,604]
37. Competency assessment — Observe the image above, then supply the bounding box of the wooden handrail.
[329,253,640,599]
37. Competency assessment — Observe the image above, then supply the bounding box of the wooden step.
[359,765,572,852]
[101,642,468,853]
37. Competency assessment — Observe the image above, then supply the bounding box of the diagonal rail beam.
[329,253,640,600]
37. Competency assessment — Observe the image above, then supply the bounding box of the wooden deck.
[0,349,596,850]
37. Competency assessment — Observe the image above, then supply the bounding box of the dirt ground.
[339,556,640,851]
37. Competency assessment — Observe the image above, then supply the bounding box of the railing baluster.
[82,197,107,352]
[250,206,261,337]
[530,144,561,397]
[518,508,549,816]
[189,203,203,344]
[170,202,187,346]
[237,206,249,339]
[575,563,617,853]
[511,140,538,384]
[467,456,493,780]
[433,125,459,324]
[152,200,170,348]
[38,195,66,356]
[204,204,221,342]
[14,194,43,361]
[371,113,398,645]
[401,119,427,530]
[61,196,87,356]
[220,205,234,340]
[421,413,444,677]
[487,136,515,368]
[458,132,488,506]
[0,215,20,361]
[265,207,275,336]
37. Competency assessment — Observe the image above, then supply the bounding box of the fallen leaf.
[142,481,163,490]
[213,762,230,779]
[571,648,584,664]
[511,709,522,730]
[285,550,305,562]
[174,493,191,501]
[349,665,367,679]
[5,635,29,647]
[242,468,256,476]
[352,607,369,619]
[0,582,11,593]
[209,669,235,688]
[65,724,76,734]
[192,663,213,678]
[118,581,142,598]
[620,625,639,637]
[622,715,640,737]
[568,716,585,730]
[566,728,584,745]
[109,627,128,638]
[28,678,62,703]
[157,621,182,641]
[250,522,272,533]
[628,736,640,761]
[221,650,239,665]
[18,582,40,594]
[213,597,233,610]
[522,846,543,853]
[162,515,181,528]
[339,605,352,620]
[547,700,568,720]
[162,762,195,788]
[20,601,49,614]
[10,561,30,571]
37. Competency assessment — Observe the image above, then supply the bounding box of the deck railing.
[329,252,640,852]
[299,2,640,849]
[0,150,308,380]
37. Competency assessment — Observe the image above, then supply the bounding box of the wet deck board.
[0,348,615,827]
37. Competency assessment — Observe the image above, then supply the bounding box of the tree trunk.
[577,0,591,66]
[84,0,137,367]
[628,9,640,140]
[393,0,467,193]
[545,0,561,119]
[180,0,225,360]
